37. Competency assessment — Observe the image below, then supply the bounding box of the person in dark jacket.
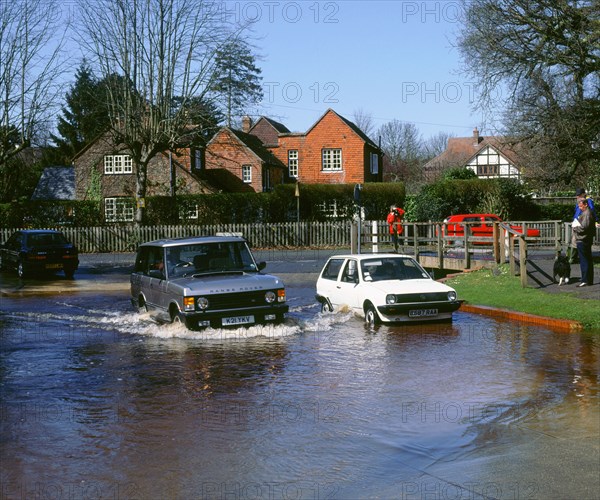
[569,188,598,263]
[572,197,596,286]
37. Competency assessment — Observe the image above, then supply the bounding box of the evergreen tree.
[50,63,112,162]
[211,40,263,127]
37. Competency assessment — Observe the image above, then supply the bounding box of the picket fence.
[1,220,597,254]
[0,222,353,253]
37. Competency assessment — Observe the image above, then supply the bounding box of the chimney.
[473,127,480,146]
[242,115,253,133]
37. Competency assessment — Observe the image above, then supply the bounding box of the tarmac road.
[1,249,597,301]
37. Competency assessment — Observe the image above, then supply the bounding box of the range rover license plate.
[223,315,255,326]
[409,309,438,318]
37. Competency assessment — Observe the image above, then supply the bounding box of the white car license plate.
[409,308,438,318]
[222,315,255,326]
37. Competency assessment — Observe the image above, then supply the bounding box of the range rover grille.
[203,290,273,310]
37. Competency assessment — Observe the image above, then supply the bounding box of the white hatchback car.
[316,254,461,325]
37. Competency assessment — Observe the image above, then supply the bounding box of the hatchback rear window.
[27,233,68,246]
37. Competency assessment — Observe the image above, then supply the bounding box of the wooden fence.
[0,222,353,253]
[1,220,598,254]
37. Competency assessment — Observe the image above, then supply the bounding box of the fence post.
[464,225,471,269]
[519,236,528,287]
[555,221,562,251]
[351,223,358,254]
[493,222,500,264]
[509,234,516,275]
[412,223,418,258]
[372,220,379,253]
[436,223,443,269]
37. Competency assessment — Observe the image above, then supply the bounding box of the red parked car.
[442,214,540,245]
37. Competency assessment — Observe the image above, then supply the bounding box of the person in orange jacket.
[387,205,405,252]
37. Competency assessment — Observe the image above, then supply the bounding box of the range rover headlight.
[386,294,396,304]
[265,291,276,303]
[197,297,209,310]
[447,291,457,302]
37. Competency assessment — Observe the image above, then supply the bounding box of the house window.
[477,164,499,176]
[318,200,340,218]
[370,153,379,174]
[288,150,298,177]
[104,197,135,222]
[193,149,202,170]
[322,149,342,171]
[104,155,133,174]
[180,203,199,220]
[242,165,252,183]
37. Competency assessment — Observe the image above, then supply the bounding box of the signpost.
[354,184,362,254]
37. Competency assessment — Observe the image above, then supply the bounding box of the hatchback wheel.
[17,260,26,279]
[321,300,333,313]
[365,303,380,327]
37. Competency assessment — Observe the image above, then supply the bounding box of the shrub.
[412,178,539,222]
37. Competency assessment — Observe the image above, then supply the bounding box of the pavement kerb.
[458,302,583,331]
[439,269,586,332]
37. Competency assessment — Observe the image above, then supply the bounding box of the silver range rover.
[130,236,288,329]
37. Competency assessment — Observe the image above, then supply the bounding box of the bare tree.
[0,0,67,167]
[423,132,454,161]
[456,0,600,186]
[377,120,424,187]
[76,0,243,223]
[352,108,375,139]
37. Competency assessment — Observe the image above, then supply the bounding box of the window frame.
[322,148,342,171]
[104,197,135,222]
[288,150,299,178]
[104,154,133,175]
[370,152,379,174]
[242,164,252,183]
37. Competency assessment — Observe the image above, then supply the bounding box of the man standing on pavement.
[568,188,597,263]
[572,197,596,287]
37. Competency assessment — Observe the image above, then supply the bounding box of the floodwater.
[1,274,599,499]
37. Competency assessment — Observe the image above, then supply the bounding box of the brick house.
[203,127,287,193]
[423,128,523,182]
[73,134,215,222]
[72,108,383,220]
[246,109,383,185]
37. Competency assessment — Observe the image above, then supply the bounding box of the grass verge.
[445,265,600,330]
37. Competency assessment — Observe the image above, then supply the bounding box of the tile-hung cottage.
[203,127,287,193]
[73,134,215,222]
[423,128,523,182]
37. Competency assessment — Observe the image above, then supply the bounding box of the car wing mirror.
[148,269,164,279]
[257,261,266,271]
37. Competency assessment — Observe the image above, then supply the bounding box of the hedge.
[0,183,406,228]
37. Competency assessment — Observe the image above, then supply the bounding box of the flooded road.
[1,267,599,499]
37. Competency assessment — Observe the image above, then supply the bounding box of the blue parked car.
[0,229,79,279]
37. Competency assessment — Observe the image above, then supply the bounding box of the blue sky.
[236,0,487,140]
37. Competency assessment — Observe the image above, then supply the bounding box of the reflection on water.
[0,292,598,499]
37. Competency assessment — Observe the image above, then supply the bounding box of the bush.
[537,203,575,222]
[0,182,406,226]
[411,178,539,222]
[0,200,102,228]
